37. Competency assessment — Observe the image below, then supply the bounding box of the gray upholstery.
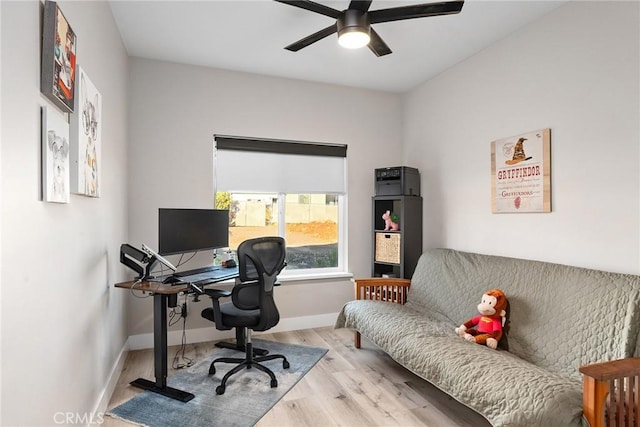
[336,248,640,426]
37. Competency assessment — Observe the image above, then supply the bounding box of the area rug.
[107,339,327,427]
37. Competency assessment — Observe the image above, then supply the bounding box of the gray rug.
[108,339,327,427]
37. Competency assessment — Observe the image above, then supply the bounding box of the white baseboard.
[126,312,339,350]
[93,340,129,416]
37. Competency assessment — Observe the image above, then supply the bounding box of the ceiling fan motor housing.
[337,9,371,38]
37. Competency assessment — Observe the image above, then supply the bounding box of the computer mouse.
[162,275,182,284]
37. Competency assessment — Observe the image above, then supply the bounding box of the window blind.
[214,135,347,194]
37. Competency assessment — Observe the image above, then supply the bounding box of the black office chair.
[201,236,290,395]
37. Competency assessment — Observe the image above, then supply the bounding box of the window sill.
[209,271,353,287]
[278,271,353,282]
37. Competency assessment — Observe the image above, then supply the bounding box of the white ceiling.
[109,0,566,93]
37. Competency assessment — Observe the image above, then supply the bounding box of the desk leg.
[130,293,195,402]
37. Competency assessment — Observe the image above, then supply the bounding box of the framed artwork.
[42,106,70,203]
[70,66,102,197]
[491,128,551,213]
[41,1,76,113]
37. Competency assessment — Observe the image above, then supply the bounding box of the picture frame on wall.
[41,0,77,113]
[42,106,71,203]
[491,128,551,213]
[70,66,102,197]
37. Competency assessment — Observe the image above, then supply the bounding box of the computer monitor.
[158,208,229,255]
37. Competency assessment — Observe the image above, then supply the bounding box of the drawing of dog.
[47,130,69,202]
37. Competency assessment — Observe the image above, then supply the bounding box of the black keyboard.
[174,266,218,277]
[173,267,239,284]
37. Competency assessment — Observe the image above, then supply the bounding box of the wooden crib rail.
[352,277,411,348]
[580,357,640,427]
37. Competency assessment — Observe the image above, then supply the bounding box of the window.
[216,192,341,271]
[214,135,347,276]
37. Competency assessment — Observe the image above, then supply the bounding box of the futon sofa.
[335,248,640,426]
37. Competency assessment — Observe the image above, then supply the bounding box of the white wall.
[403,1,640,274]
[1,1,129,425]
[126,58,403,337]
[0,1,4,419]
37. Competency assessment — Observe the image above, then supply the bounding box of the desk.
[115,268,238,402]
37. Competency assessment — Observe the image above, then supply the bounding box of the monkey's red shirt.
[470,315,502,333]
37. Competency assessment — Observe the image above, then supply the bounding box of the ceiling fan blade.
[284,24,338,52]
[274,0,341,19]
[348,0,373,12]
[369,0,464,24]
[368,27,392,57]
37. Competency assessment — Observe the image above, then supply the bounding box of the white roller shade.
[215,135,347,194]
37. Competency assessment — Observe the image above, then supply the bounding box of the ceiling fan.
[274,0,465,57]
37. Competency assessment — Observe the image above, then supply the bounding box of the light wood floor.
[105,327,490,426]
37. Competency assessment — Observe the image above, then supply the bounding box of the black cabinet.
[372,195,423,279]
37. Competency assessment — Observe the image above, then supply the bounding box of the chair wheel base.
[270,379,278,388]
[216,385,225,395]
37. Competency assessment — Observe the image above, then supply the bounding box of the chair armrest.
[203,288,232,330]
[204,289,232,299]
[353,277,411,303]
[580,357,640,427]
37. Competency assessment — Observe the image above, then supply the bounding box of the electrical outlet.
[181,302,187,318]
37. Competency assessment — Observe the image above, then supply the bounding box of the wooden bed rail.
[580,357,640,427]
[352,277,411,348]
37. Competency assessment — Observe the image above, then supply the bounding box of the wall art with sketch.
[70,66,102,197]
[42,106,70,203]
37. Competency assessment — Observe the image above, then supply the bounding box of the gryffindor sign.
[491,128,551,213]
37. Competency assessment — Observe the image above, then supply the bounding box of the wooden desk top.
[115,280,189,295]
[116,268,239,295]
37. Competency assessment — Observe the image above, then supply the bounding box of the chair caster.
[216,385,225,395]
[209,365,216,376]
[270,379,278,388]
[283,360,290,369]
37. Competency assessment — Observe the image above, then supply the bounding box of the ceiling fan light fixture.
[337,9,370,50]
[338,28,370,49]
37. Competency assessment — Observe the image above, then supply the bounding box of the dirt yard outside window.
[229,221,338,269]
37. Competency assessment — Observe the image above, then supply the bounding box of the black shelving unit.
[372,195,423,279]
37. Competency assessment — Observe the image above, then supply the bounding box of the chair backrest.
[233,236,286,331]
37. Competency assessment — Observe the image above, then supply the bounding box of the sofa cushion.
[336,298,583,427]
[405,249,640,380]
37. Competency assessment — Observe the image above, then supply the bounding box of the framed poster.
[70,66,102,197]
[42,106,70,203]
[41,1,76,113]
[491,129,551,213]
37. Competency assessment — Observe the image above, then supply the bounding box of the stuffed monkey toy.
[455,289,507,350]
